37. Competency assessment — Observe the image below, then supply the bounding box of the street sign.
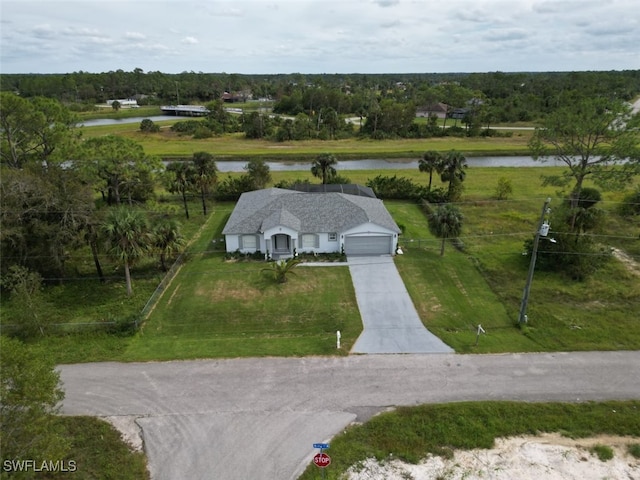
[313,443,330,449]
[313,453,331,468]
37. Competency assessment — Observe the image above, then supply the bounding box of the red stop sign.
[313,453,331,468]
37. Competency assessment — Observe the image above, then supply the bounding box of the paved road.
[60,351,640,480]
[348,256,453,354]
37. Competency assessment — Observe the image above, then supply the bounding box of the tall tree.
[166,161,196,219]
[419,151,444,191]
[102,207,152,297]
[0,93,78,169]
[244,158,271,189]
[311,153,338,184]
[191,151,218,215]
[529,97,640,231]
[440,150,468,201]
[152,218,186,271]
[1,166,95,280]
[428,203,464,256]
[81,135,161,206]
[0,337,69,464]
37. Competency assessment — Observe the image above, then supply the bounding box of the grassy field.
[80,123,533,158]
[297,400,640,479]
[6,165,640,363]
[76,105,164,120]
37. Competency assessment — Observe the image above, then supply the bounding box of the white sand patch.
[102,415,144,452]
[347,434,639,480]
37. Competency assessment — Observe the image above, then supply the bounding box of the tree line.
[3,69,639,124]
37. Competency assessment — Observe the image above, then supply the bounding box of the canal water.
[79,115,171,127]
[214,157,565,172]
[80,116,563,170]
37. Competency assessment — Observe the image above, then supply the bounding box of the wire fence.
[138,252,186,322]
[0,251,187,336]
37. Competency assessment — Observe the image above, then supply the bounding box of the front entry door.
[274,234,289,252]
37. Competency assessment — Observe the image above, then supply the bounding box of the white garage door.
[344,236,392,255]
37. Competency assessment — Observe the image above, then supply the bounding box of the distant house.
[221,92,246,103]
[222,188,401,258]
[106,98,139,108]
[416,103,448,119]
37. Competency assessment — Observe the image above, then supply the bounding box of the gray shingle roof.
[222,188,400,235]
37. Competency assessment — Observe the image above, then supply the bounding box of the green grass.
[297,400,640,479]
[591,444,615,461]
[79,126,533,158]
[122,206,362,361]
[6,166,639,363]
[28,416,149,480]
[76,106,163,120]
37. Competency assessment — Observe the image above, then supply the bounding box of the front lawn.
[125,256,361,360]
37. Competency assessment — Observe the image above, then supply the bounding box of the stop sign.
[313,452,331,468]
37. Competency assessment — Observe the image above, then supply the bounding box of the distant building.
[107,98,139,108]
[221,91,247,103]
[416,103,449,119]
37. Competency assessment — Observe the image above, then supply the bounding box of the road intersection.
[60,351,640,479]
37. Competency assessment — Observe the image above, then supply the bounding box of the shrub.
[591,444,614,461]
[494,177,513,200]
[193,126,213,139]
[566,187,602,209]
[523,232,611,281]
[140,118,160,133]
[619,188,640,217]
[366,175,427,200]
[170,120,203,135]
[214,174,256,201]
[627,443,640,459]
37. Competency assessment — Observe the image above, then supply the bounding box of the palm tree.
[166,161,196,219]
[191,151,218,215]
[152,218,186,271]
[428,203,464,256]
[261,258,301,284]
[102,207,152,296]
[440,150,468,201]
[311,153,337,184]
[418,151,444,191]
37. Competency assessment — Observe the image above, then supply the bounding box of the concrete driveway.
[348,256,453,354]
[59,352,640,480]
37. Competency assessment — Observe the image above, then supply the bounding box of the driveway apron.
[348,256,454,353]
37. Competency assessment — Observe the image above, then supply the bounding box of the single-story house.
[416,102,449,119]
[222,188,401,257]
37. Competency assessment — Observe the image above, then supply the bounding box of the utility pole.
[518,197,551,324]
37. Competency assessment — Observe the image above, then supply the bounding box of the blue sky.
[1,0,638,74]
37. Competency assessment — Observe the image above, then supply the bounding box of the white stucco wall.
[225,222,399,255]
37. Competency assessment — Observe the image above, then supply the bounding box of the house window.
[241,235,257,250]
[328,232,338,242]
[301,234,319,249]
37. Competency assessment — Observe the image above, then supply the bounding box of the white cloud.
[0,0,638,73]
[125,31,147,40]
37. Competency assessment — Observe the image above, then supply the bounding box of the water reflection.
[215,157,565,172]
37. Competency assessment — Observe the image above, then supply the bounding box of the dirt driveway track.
[60,351,640,480]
